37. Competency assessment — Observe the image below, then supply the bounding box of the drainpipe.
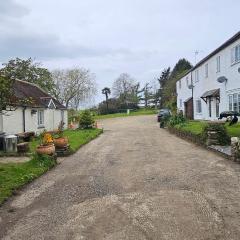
[191,71,194,120]
[22,107,26,132]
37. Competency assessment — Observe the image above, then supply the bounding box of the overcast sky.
[1,0,240,104]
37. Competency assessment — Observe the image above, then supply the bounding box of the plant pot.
[36,144,55,155]
[53,137,68,148]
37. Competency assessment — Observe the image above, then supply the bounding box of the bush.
[79,110,95,129]
[202,122,230,145]
[168,113,186,127]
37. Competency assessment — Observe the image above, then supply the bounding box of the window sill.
[38,126,45,129]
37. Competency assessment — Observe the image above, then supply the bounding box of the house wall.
[177,36,240,120]
[176,72,192,115]
[2,107,68,135]
[0,114,3,132]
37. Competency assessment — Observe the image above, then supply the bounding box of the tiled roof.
[12,80,66,109]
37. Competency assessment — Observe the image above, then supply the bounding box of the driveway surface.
[1,115,240,240]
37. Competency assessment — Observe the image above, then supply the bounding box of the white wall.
[2,107,68,135]
[177,36,240,120]
[176,72,192,115]
[0,114,3,132]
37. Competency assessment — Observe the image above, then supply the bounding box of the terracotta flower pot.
[36,144,55,155]
[53,137,68,148]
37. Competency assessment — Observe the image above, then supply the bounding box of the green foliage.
[0,154,56,204]
[202,122,230,145]
[0,75,15,113]
[168,114,186,127]
[79,110,95,129]
[159,58,192,112]
[95,108,156,119]
[0,57,54,93]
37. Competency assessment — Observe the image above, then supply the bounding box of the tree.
[51,68,96,109]
[0,58,54,93]
[160,58,192,112]
[79,110,95,129]
[157,68,171,107]
[142,83,153,108]
[102,87,111,112]
[0,75,15,114]
[112,73,140,107]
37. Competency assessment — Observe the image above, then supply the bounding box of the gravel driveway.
[1,115,240,240]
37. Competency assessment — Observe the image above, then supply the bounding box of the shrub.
[168,113,186,127]
[79,110,95,129]
[202,122,230,145]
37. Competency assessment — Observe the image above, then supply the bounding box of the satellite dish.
[188,84,194,89]
[217,76,227,83]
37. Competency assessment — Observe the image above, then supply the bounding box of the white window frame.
[38,110,44,127]
[61,110,64,122]
[231,44,240,65]
[205,63,208,78]
[179,80,181,89]
[216,56,221,72]
[180,99,183,108]
[196,99,202,114]
[229,95,233,111]
[186,77,189,87]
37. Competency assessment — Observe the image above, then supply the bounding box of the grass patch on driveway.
[95,108,156,120]
[0,155,56,205]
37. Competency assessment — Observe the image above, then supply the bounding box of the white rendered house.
[0,80,68,135]
[177,31,240,120]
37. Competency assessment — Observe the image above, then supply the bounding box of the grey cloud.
[0,31,135,61]
[0,0,29,19]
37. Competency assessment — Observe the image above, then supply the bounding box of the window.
[186,77,189,86]
[195,70,199,83]
[209,98,212,117]
[205,63,208,78]
[216,100,219,118]
[229,95,233,111]
[179,80,181,89]
[228,93,240,112]
[216,56,221,72]
[38,110,44,126]
[180,99,183,108]
[61,110,64,122]
[231,44,240,64]
[233,93,238,112]
[196,99,202,114]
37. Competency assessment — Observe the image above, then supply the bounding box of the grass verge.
[94,108,157,120]
[0,128,103,204]
[29,128,103,153]
[0,154,56,205]
[174,121,240,138]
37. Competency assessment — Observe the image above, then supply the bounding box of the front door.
[184,98,193,120]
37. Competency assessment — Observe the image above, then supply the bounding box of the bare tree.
[51,68,96,109]
[112,73,142,106]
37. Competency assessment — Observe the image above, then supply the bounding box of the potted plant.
[36,131,55,155]
[53,121,69,148]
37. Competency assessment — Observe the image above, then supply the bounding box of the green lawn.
[175,120,240,137]
[29,128,103,153]
[0,128,103,204]
[0,155,56,204]
[94,108,157,120]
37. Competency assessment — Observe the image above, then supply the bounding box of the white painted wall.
[0,114,3,132]
[177,36,240,120]
[176,72,192,115]
[2,107,68,135]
